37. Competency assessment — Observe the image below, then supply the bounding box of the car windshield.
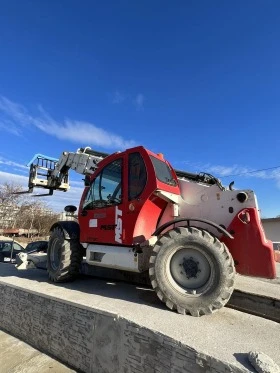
[25,241,48,253]
[0,241,23,252]
[0,242,13,252]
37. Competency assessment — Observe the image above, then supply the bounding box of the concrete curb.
[0,282,248,373]
[228,290,280,323]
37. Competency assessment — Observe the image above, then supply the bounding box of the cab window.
[128,152,147,200]
[83,158,123,210]
[150,156,177,186]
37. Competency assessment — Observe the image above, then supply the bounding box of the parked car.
[16,240,48,270]
[25,240,48,254]
[0,238,25,263]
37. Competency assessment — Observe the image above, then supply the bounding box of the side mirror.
[64,205,77,213]
[84,175,91,187]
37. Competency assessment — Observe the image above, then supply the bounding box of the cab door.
[122,149,166,245]
[79,156,124,245]
[78,146,180,246]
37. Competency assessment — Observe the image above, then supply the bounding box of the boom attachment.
[25,145,225,197]
[26,147,107,195]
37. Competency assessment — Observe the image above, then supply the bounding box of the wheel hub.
[182,257,201,279]
[170,247,211,290]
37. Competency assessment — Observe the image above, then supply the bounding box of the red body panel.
[221,208,276,278]
[78,146,180,245]
[131,196,167,244]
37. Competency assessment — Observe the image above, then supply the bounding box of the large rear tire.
[149,227,235,316]
[47,226,82,282]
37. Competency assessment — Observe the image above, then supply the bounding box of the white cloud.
[180,160,280,187]
[0,170,84,212]
[0,96,136,150]
[205,165,251,177]
[0,97,29,125]
[112,91,126,104]
[0,157,29,171]
[0,119,22,136]
[206,164,280,181]
[45,185,84,212]
[112,90,145,111]
[134,93,145,110]
[0,170,28,185]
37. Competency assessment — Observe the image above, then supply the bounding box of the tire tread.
[47,226,82,283]
[149,226,235,316]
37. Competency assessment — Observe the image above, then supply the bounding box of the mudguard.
[50,221,80,241]
[221,208,276,279]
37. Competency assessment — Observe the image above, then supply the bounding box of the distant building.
[261,218,280,249]
[0,228,38,237]
[0,204,20,228]
[0,203,56,230]
[58,212,77,221]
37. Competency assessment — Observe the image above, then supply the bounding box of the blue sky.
[0,1,279,217]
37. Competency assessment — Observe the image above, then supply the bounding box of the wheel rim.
[49,238,62,271]
[169,247,212,291]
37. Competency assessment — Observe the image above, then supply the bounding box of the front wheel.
[47,226,82,282]
[149,227,235,316]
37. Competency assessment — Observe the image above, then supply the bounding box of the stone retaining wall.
[0,282,247,373]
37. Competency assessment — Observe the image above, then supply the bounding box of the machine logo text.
[115,206,122,243]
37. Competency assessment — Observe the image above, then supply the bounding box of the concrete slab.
[236,262,280,291]
[82,259,280,321]
[0,263,279,373]
[0,329,76,373]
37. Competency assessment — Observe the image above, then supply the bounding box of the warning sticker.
[89,219,97,228]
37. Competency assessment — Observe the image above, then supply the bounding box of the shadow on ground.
[0,262,166,312]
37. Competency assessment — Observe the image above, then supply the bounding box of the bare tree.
[0,182,59,236]
[0,183,24,229]
[35,213,60,237]
[20,201,59,237]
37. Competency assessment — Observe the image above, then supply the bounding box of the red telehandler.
[23,145,276,316]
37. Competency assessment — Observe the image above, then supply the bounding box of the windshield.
[83,158,123,210]
[150,156,177,186]
[0,241,23,252]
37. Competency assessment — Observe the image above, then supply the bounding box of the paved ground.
[0,262,279,372]
[235,262,280,296]
[0,329,76,373]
